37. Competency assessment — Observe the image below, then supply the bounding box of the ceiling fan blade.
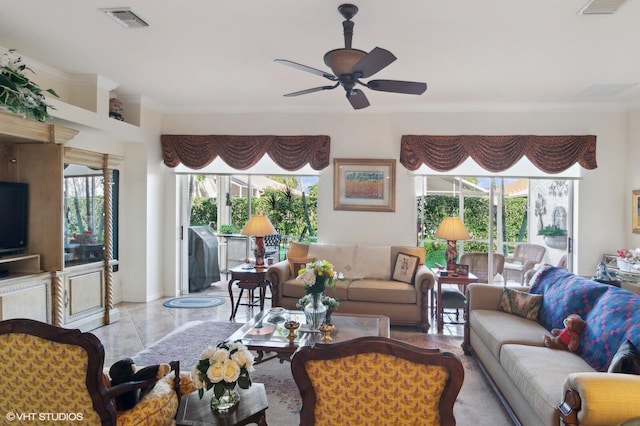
[366,79,427,95]
[346,89,370,110]
[283,84,339,97]
[352,47,396,78]
[274,59,337,81]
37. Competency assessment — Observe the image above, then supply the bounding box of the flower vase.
[325,308,333,324]
[304,292,327,331]
[210,388,240,414]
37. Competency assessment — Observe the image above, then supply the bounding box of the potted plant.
[538,225,567,250]
[0,49,58,122]
[219,224,236,235]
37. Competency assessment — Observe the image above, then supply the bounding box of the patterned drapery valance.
[161,135,331,171]
[400,135,597,174]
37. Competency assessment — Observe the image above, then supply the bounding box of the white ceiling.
[2,0,640,114]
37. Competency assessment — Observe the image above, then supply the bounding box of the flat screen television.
[0,181,29,255]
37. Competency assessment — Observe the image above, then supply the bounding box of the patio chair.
[503,243,546,284]
[460,252,505,283]
[291,336,464,426]
[0,318,181,425]
[263,233,281,263]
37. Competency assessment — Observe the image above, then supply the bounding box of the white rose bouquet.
[191,340,255,400]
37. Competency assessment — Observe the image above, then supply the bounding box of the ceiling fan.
[275,3,427,110]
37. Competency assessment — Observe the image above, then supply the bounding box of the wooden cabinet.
[0,254,50,322]
[0,110,120,331]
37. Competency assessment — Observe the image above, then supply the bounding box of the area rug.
[133,321,512,426]
[162,296,226,309]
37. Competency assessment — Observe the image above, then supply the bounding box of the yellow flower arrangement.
[297,259,340,294]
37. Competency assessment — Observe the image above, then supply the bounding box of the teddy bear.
[109,358,171,410]
[543,313,586,352]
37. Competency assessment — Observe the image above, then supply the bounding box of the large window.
[416,176,572,271]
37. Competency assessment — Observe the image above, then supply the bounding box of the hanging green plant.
[537,225,567,237]
[0,49,59,122]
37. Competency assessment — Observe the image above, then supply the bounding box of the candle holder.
[319,323,335,342]
[284,321,300,341]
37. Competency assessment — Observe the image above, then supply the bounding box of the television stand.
[0,254,42,279]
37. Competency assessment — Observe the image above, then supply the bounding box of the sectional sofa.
[267,242,435,331]
[464,266,640,426]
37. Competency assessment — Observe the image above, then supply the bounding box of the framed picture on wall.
[333,158,396,212]
[633,189,640,234]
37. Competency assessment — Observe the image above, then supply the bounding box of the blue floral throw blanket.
[530,266,640,371]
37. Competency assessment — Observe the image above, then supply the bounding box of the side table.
[432,270,478,332]
[228,266,270,321]
[176,383,268,426]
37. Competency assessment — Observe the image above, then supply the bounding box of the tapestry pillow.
[391,252,420,284]
[288,257,315,277]
[497,287,543,321]
[608,340,640,375]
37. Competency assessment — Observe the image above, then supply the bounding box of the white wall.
[162,107,629,282]
[629,106,640,250]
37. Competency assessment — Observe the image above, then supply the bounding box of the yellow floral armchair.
[291,336,464,426]
[0,318,182,425]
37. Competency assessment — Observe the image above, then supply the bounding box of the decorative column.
[51,272,65,327]
[103,156,115,324]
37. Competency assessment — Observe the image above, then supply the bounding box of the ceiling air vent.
[579,0,627,14]
[101,8,150,28]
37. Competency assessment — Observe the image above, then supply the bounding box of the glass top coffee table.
[227,309,390,364]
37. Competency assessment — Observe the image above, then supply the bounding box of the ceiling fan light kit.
[275,3,427,110]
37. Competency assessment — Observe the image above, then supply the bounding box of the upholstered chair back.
[460,252,505,283]
[291,336,464,426]
[0,319,112,423]
[0,318,181,426]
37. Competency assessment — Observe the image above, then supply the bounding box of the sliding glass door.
[416,176,573,281]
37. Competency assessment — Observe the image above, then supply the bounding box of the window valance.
[400,135,597,174]
[161,135,331,171]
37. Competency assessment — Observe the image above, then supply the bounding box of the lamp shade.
[434,217,471,241]
[240,214,276,237]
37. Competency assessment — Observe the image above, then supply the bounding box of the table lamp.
[435,216,471,271]
[241,213,276,268]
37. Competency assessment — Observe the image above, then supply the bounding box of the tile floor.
[92,277,464,367]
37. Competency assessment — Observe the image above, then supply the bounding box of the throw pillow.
[287,241,309,259]
[392,252,420,284]
[498,287,543,321]
[288,256,315,277]
[608,340,640,375]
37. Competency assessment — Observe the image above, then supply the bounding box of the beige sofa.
[464,266,640,426]
[267,242,435,332]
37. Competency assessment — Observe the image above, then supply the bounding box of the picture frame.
[333,158,395,212]
[633,189,640,234]
[602,254,617,265]
[453,264,469,275]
